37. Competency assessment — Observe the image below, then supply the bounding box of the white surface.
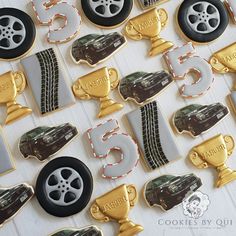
[0,0,236,236]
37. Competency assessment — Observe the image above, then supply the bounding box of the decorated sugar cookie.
[138,0,169,10]
[31,0,81,43]
[173,103,229,137]
[21,48,75,115]
[0,8,36,60]
[144,174,202,211]
[177,0,229,44]
[126,100,181,171]
[0,183,34,227]
[19,123,78,162]
[225,0,236,24]
[119,70,173,105]
[81,0,133,28]
[87,119,139,179]
[164,42,214,98]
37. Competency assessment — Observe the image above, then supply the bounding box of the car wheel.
[81,0,133,28]
[159,197,168,210]
[0,8,36,60]
[177,0,229,43]
[35,156,93,217]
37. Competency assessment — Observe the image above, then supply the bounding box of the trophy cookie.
[0,8,36,61]
[19,123,78,162]
[138,0,169,10]
[126,100,181,171]
[0,127,15,176]
[87,119,139,179]
[49,226,103,236]
[125,8,173,56]
[90,184,144,236]
[72,67,123,118]
[164,42,214,98]
[21,48,75,115]
[35,156,93,217]
[225,0,236,24]
[0,71,32,124]
[31,0,81,43]
[81,0,133,28]
[119,70,173,105]
[71,32,127,67]
[173,103,229,137]
[177,0,229,44]
[0,183,34,227]
[189,134,236,188]
[144,174,202,211]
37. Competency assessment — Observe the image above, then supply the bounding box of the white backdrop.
[0,0,236,236]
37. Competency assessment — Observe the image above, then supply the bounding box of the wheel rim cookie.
[81,0,133,28]
[177,0,229,43]
[35,157,93,217]
[0,8,36,60]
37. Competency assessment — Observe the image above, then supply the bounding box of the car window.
[77,34,99,45]
[26,127,50,138]
[147,175,176,189]
[125,72,147,82]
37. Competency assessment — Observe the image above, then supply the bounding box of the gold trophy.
[125,8,173,56]
[189,134,236,188]
[72,67,123,118]
[90,184,144,236]
[0,71,32,124]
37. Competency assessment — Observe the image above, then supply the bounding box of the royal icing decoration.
[31,0,81,43]
[225,0,236,24]
[87,119,139,179]
[164,42,214,98]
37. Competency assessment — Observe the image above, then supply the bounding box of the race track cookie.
[71,32,127,67]
[0,127,15,176]
[138,0,169,10]
[87,119,139,179]
[177,0,229,44]
[119,70,173,105]
[173,103,229,137]
[90,184,144,236]
[0,183,34,227]
[49,226,103,236]
[81,0,133,28]
[144,173,202,211]
[126,100,181,171]
[0,71,32,124]
[0,8,36,60]
[125,8,173,56]
[225,0,236,24]
[31,0,81,43]
[72,67,123,118]
[35,157,93,217]
[189,134,236,187]
[19,123,78,162]
[164,42,214,98]
[21,48,75,115]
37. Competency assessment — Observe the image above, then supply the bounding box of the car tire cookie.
[35,157,93,217]
[177,0,229,44]
[0,8,36,61]
[81,0,133,28]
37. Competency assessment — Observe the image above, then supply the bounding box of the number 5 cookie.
[87,119,139,179]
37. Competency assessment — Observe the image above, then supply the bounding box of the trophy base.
[98,98,123,118]
[149,38,174,56]
[6,103,32,124]
[118,221,144,236]
[217,171,236,188]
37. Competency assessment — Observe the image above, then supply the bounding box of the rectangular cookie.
[0,127,15,175]
[21,48,75,115]
[126,100,181,170]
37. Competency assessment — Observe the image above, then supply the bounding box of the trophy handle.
[13,71,26,94]
[108,68,120,90]
[189,151,208,169]
[72,81,91,100]
[157,8,168,28]
[209,56,229,74]
[224,135,235,156]
[125,23,143,41]
[90,202,110,223]
[127,185,138,207]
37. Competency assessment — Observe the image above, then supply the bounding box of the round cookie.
[0,8,36,60]
[35,156,93,217]
[177,0,229,44]
[81,0,133,28]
